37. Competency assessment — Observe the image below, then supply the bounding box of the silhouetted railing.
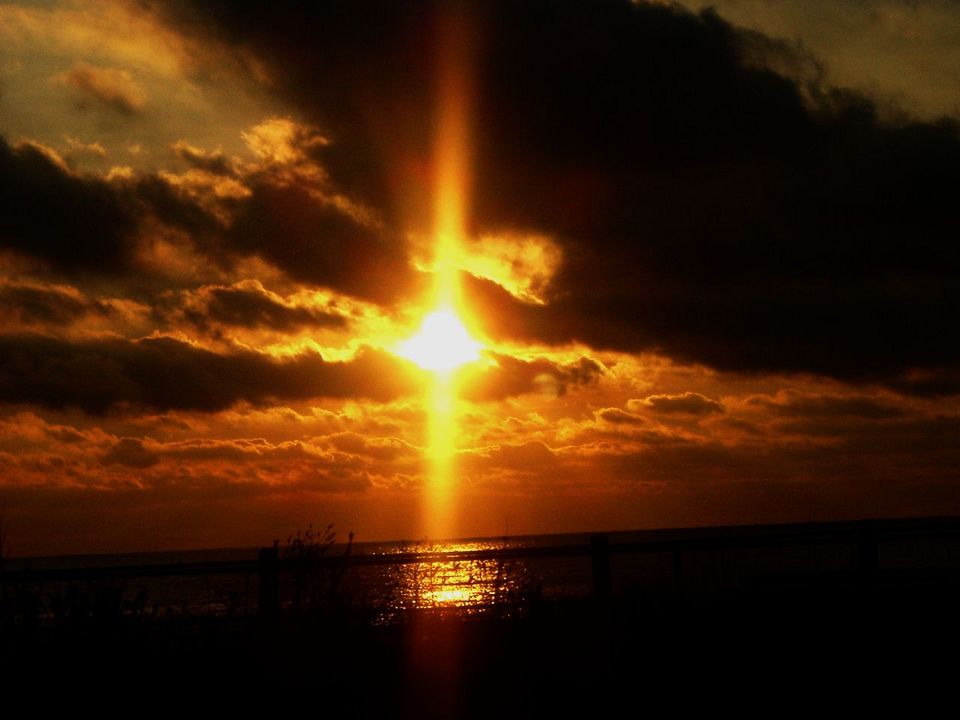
[4,515,960,622]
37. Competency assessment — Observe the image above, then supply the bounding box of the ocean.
[2,533,602,623]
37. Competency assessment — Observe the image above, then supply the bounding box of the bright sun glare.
[399,308,482,372]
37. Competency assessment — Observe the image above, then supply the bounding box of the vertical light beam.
[424,6,474,541]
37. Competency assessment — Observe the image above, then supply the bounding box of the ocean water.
[3,533,601,622]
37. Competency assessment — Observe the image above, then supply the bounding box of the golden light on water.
[427,588,472,605]
[385,541,535,615]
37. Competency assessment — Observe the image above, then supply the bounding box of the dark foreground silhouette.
[3,517,959,714]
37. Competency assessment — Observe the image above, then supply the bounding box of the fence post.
[673,548,683,593]
[591,533,612,599]
[856,519,878,590]
[258,546,279,619]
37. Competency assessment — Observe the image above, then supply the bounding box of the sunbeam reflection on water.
[376,541,541,622]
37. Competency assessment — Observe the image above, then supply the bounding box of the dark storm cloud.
[462,440,559,472]
[133,174,223,239]
[0,282,110,326]
[462,353,603,402]
[630,393,725,416]
[0,137,216,275]
[745,390,908,438]
[135,167,420,302]
[748,392,904,420]
[225,179,421,302]
[464,0,960,389]
[598,408,647,426]
[326,433,419,462]
[884,370,960,399]
[102,437,160,468]
[183,283,347,332]
[162,0,960,388]
[0,131,420,302]
[0,334,419,413]
[0,137,138,272]
[153,0,440,222]
[170,140,235,176]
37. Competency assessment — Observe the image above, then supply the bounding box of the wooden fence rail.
[4,515,960,618]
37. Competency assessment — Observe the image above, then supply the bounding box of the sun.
[398,307,482,372]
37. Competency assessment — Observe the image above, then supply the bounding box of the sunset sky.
[2,0,959,556]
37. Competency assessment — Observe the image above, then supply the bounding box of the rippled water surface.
[6,534,597,621]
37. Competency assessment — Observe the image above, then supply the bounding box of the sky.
[1,0,959,555]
